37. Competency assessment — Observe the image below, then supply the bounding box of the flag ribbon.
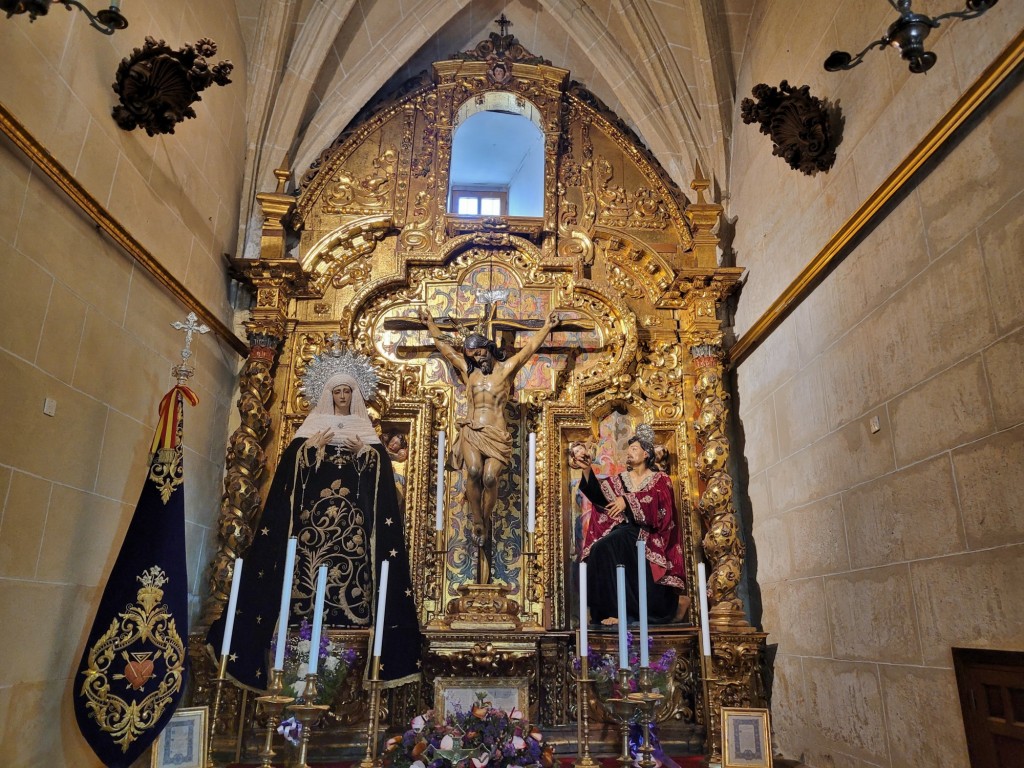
[150,385,199,453]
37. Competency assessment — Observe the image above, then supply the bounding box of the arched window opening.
[449,94,544,218]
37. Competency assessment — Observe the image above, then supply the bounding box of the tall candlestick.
[307,565,328,675]
[616,565,628,670]
[698,562,711,657]
[637,539,649,667]
[579,561,588,656]
[273,538,298,670]
[435,430,446,531]
[372,560,391,658]
[527,432,536,533]
[220,557,243,660]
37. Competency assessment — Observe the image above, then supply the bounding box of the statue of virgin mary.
[207,350,421,691]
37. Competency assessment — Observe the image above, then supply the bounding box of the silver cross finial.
[326,331,344,356]
[171,312,211,382]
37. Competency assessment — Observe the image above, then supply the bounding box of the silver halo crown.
[634,423,656,455]
[300,347,380,406]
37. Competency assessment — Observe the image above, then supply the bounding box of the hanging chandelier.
[824,0,998,74]
[0,0,127,35]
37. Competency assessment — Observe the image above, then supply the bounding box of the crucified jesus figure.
[420,308,561,583]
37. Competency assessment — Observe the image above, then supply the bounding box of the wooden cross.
[383,302,598,361]
[495,13,512,37]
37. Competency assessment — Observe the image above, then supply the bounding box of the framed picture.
[434,677,529,720]
[721,707,772,768]
[151,706,207,768]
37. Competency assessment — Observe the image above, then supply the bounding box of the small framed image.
[721,707,772,768]
[151,706,207,768]
[435,677,529,720]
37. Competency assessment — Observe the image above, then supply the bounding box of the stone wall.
[0,5,246,765]
[730,2,1024,766]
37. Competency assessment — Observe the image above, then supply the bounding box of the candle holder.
[358,656,384,768]
[699,650,720,765]
[205,655,229,768]
[287,674,331,768]
[573,646,599,768]
[254,668,295,768]
[602,668,640,768]
[626,668,664,768]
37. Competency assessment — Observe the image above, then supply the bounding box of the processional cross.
[171,311,210,383]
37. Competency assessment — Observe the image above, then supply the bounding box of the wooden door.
[954,647,1024,767]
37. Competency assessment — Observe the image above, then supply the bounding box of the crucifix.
[171,311,210,383]
[495,13,512,37]
[414,304,562,584]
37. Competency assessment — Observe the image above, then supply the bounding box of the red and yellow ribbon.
[150,385,199,453]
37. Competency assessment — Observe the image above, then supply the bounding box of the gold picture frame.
[434,677,530,720]
[151,706,208,768]
[721,707,773,768]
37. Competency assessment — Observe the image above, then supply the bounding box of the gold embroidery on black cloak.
[291,445,383,627]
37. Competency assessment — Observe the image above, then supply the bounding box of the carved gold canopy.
[235,31,744,634]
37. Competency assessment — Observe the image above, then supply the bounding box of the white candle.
[220,557,243,659]
[698,562,711,657]
[273,538,298,671]
[435,430,446,531]
[616,565,628,670]
[637,539,649,667]
[372,560,391,658]
[527,432,536,533]
[579,561,588,657]
[307,565,328,675]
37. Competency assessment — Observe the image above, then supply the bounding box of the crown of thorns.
[300,347,380,406]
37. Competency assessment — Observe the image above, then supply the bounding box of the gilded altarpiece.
[195,32,764,763]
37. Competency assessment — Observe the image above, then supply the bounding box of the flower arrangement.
[574,633,677,700]
[269,619,358,704]
[382,697,554,768]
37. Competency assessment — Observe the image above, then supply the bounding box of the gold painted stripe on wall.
[729,28,1024,368]
[0,101,248,357]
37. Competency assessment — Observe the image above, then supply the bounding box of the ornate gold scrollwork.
[632,341,687,421]
[324,146,398,213]
[593,156,670,230]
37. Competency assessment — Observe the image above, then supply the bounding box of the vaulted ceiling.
[232,0,755,250]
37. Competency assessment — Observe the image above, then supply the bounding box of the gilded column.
[200,167,304,625]
[200,318,285,626]
[689,335,748,631]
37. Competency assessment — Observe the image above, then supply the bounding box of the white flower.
[297,662,309,678]
[297,640,312,656]
[324,656,340,671]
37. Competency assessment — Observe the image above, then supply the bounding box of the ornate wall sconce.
[1,0,127,35]
[740,81,842,176]
[825,0,999,74]
[111,37,233,136]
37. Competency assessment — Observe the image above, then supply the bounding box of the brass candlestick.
[206,655,229,768]
[287,673,331,768]
[358,656,383,768]
[573,642,599,768]
[699,648,720,766]
[255,668,295,768]
[603,668,639,768]
[626,667,664,768]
